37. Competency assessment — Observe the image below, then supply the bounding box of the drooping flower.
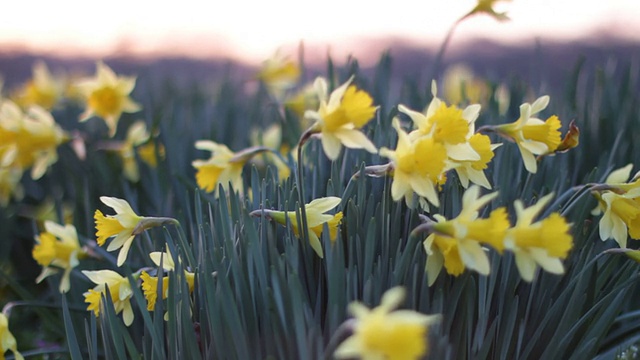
[76,62,141,137]
[32,221,86,293]
[399,82,481,163]
[12,61,63,110]
[463,0,512,21]
[192,140,267,197]
[0,312,23,360]
[379,118,448,208]
[423,186,509,285]
[250,196,343,258]
[94,196,176,266]
[503,193,573,282]
[82,270,135,326]
[591,164,640,248]
[304,76,377,160]
[492,96,562,173]
[256,51,301,102]
[334,287,441,360]
[141,250,196,311]
[250,123,291,181]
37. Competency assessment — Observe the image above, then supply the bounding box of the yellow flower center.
[610,196,640,239]
[32,232,78,266]
[396,137,447,182]
[425,103,469,144]
[94,209,127,245]
[431,235,465,276]
[465,208,509,252]
[509,213,572,258]
[89,87,122,118]
[85,289,103,317]
[322,86,376,132]
[359,310,428,360]
[521,115,562,151]
[309,212,343,243]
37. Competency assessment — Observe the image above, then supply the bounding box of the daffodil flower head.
[82,269,135,326]
[0,312,23,360]
[504,193,573,282]
[76,61,142,137]
[494,96,562,173]
[596,190,640,248]
[257,51,301,102]
[452,133,501,189]
[443,64,489,106]
[423,186,509,285]
[249,124,292,181]
[141,251,196,311]
[12,61,63,110]
[33,221,86,293]
[380,118,448,208]
[250,196,343,258]
[304,76,378,160]
[334,286,441,360]
[465,0,512,21]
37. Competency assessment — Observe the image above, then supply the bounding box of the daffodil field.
[2,2,640,359]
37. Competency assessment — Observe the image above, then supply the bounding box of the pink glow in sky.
[2,0,639,64]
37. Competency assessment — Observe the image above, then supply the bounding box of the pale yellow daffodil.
[82,269,135,326]
[0,313,23,360]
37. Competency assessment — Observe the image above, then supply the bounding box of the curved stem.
[295,128,315,249]
[429,17,464,89]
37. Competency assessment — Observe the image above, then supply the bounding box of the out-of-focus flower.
[423,186,508,285]
[380,118,448,208]
[304,76,377,160]
[0,166,23,207]
[443,64,489,106]
[141,251,195,311]
[463,0,512,21]
[33,221,86,293]
[0,312,23,360]
[192,141,267,197]
[82,269,135,326]
[400,82,481,163]
[503,193,573,282]
[76,62,141,137]
[12,61,64,110]
[257,52,300,102]
[590,164,640,248]
[250,196,343,258]
[491,96,562,173]
[250,123,291,181]
[285,82,320,121]
[334,287,441,360]
[452,133,501,189]
[94,196,176,266]
[0,101,67,179]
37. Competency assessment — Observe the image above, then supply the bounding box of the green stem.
[295,128,315,250]
[429,17,464,90]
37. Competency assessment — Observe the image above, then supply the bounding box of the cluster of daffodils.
[420,186,573,285]
[591,164,640,248]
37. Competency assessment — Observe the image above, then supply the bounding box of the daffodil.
[0,313,23,360]
[492,96,562,174]
[285,82,319,121]
[76,62,141,137]
[141,251,195,310]
[451,133,501,189]
[33,221,86,293]
[12,61,63,110]
[442,64,489,106]
[250,196,343,258]
[82,270,135,326]
[304,76,377,160]
[192,141,267,197]
[334,287,441,360]
[423,186,509,285]
[399,82,481,162]
[250,124,291,181]
[257,51,300,102]
[94,196,176,266]
[464,0,512,21]
[380,118,448,208]
[504,193,573,282]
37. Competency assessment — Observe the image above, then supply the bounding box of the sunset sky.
[2,0,639,64]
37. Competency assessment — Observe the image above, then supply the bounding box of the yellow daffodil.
[452,133,501,189]
[250,196,343,258]
[423,186,509,285]
[76,62,141,137]
[304,76,377,160]
[492,96,562,174]
[82,269,135,326]
[334,287,441,360]
[141,251,195,310]
[0,166,23,206]
[380,118,448,208]
[285,82,320,121]
[400,82,481,162]
[0,313,23,360]
[591,164,640,248]
[0,101,67,179]
[257,51,300,102]
[33,221,86,293]
[504,193,573,282]
[250,124,291,181]
[442,64,489,106]
[12,61,63,110]
[94,196,176,266]
[192,141,267,197]
[464,0,512,21]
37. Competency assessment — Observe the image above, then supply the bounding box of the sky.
[1,0,639,64]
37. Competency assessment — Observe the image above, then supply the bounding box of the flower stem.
[429,17,464,89]
[295,128,315,249]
